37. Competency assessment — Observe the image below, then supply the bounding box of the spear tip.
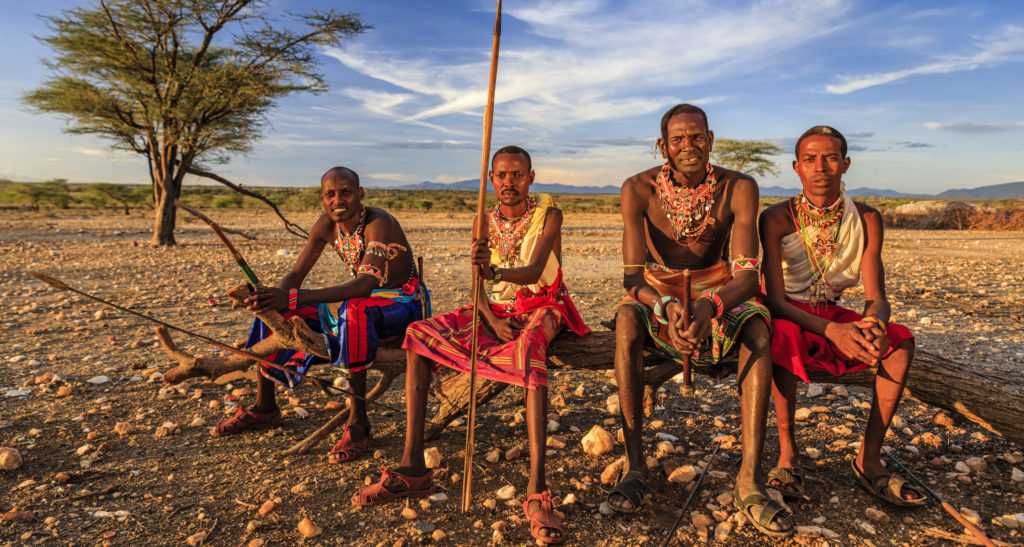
[28,271,69,291]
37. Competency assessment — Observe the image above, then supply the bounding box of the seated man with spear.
[210,166,426,465]
[352,146,589,544]
[610,104,793,538]
[759,126,924,509]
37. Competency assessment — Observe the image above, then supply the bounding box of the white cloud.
[323,0,851,130]
[924,121,1024,134]
[826,25,1024,94]
[72,146,110,156]
[367,172,409,181]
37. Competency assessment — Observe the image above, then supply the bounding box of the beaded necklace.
[334,207,367,275]
[790,193,845,307]
[489,195,536,267]
[655,162,717,247]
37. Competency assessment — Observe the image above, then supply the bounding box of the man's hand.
[471,238,494,279]
[856,319,890,356]
[244,287,288,314]
[664,300,710,355]
[824,321,884,365]
[486,316,522,343]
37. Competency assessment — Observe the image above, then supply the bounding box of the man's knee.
[740,317,771,352]
[614,305,645,345]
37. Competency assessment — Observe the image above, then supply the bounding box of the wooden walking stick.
[679,269,695,396]
[883,448,999,547]
[661,440,721,546]
[462,0,503,514]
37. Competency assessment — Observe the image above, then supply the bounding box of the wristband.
[862,315,887,332]
[288,288,298,310]
[652,295,677,325]
[487,264,503,285]
[699,290,724,317]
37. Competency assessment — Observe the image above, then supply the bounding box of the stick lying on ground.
[883,448,1000,547]
[661,440,721,547]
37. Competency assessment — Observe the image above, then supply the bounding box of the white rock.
[858,521,876,535]
[0,447,23,470]
[794,408,813,421]
[276,249,291,256]
[547,420,560,433]
[1011,467,1024,483]
[428,493,448,502]
[495,485,516,500]
[292,407,309,418]
[86,375,109,385]
[581,425,615,457]
[5,390,31,397]
[424,447,442,469]
[656,432,679,442]
[805,383,826,397]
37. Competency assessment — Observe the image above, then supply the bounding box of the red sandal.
[210,405,281,437]
[328,424,372,464]
[523,491,566,544]
[351,467,434,507]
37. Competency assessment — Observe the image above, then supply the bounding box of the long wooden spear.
[679,269,695,396]
[463,0,503,514]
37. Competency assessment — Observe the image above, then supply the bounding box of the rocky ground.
[1,208,1023,546]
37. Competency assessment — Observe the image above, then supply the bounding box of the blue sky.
[1,0,1022,194]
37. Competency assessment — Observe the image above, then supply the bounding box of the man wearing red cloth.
[353,146,588,544]
[759,126,924,509]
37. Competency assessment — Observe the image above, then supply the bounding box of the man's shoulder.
[365,206,400,226]
[760,199,792,223]
[852,200,882,220]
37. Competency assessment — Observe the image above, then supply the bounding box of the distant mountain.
[376,179,1024,199]
[936,181,1024,199]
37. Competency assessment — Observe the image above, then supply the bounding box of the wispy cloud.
[826,25,1024,94]
[72,146,109,156]
[924,121,1024,134]
[367,172,408,181]
[324,0,850,130]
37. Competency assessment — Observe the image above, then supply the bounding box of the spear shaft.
[175,200,261,287]
[661,441,721,546]
[680,269,694,395]
[463,0,502,514]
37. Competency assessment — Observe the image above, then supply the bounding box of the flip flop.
[605,471,648,514]
[327,424,372,464]
[351,467,434,507]
[851,459,927,507]
[524,491,566,544]
[733,485,795,538]
[210,405,281,437]
[766,466,806,501]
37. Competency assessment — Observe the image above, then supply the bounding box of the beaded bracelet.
[699,290,724,318]
[862,315,887,332]
[288,288,298,310]
[652,295,678,325]
[487,264,503,285]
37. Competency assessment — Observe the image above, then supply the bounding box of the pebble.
[581,426,615,456]
[485,448,500,464]
[86,375,109,384]
[806,383,826,397]
[959,507,981,525]
[248,540,265,547]
[794,408,812,421]
[0,447,23,470]
[258,500,275,515]
[114,422,134,436]
[292,407,309,418]
[431,529,447,541]
[55,386,72,397]
[598,501,616,516]
[185,532,207,545]
[546,435,567,449]
[505,447,521,460]
[656,432,679,442]
[1004,452,1024,465]
[865,507,889,522]
[496,485,516,500]
[831,385,849,397]
[290,482,309,495]
[428,493,448,502]
[424,447,442,468]
[858,521,876,535]
[547,419,560,433]
[714,521,733,541]
[297,517,322,538]
[412,520,435,535]
[716,491,734,507]
[934,412,954,427]
[964,456,987,473]
[5,390,31,397]
[796,525,822,537]
[691,512,714,528]
[601,457,626,484]
[245,520,262,533]
[1011,467,1024,483]
[668,465,698,484]
[805,447,821,459]
[483,498,497,510]
[401,507,417,520]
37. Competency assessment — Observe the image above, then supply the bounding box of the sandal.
[210,405,281,437]
[605,471,648,514]
[351,467,434,507]
[327,424,372,464]
[524,491,566,544]
[851,459,927,507]
[766,466,805,501]
[733,485,795,538]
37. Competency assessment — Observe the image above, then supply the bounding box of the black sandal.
[606,471,648,514]
[733,485,794,538]
[766,466,805,501]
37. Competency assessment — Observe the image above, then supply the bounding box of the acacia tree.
[712,138,783,178]
[24,0,368,245]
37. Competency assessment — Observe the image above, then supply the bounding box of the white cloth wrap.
[780,193,864,302]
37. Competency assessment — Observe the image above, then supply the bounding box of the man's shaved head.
[795,126,848,158]
[660,103,709,140]
[321,166,360,187]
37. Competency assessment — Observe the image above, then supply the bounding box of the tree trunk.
[151,172,181,246]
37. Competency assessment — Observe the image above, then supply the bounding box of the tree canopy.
[712,138,783,178]
[23,0,369,245]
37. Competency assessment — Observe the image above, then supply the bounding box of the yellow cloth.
[780,193,864,303]
[489,193,559,305]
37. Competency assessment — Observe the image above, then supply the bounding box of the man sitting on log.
[610,104,793,538]
[352,146,589,544]
[759,126,924,509]
[210,166,424,464]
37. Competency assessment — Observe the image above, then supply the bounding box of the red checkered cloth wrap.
[770,296,914,384]
[403,270,589,390]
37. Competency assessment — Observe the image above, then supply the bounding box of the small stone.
[714,521,733,541]
[325,401,344,410]
[562,493,576,505]
[55,386,72,397]
[806,383,826,397]
[483,498,497,510]
[113,422,134,436]
[291,482,309,495]
[601,457,626,485]
[964,457,987,473]
[496,485,516,500]
[831,385,849,397]
[189,417,206,428]
[245,520,262,533]
[186,531,207,545]
[1011,467,1024,483]
[581,426,615,456]
[505,447,521,460]
[794,408,813,421]
[258,500,275,515]
[598,502,616,516]
[716,491,734,507]
[424,447,442,469]
[691,512,714,528]
[412,520,435,535]
[0,447,23,470]
[805,447,821,459]
[491,520,507,531]
[485,448,501,464]
[86,375,109,384]
[796,525,822,537]
[428,493,448,502]
[993,515,1019,529]
[669,465,698,484]
[401,507,417,520]
[547,420,560,433]
[859,521,876,535]
[292,407,309,418]
[297,517,322,538]
[546,435,566,449]
[94,310,107,320]
[431,529,447,541]
[248,540,265,547]
[865,507,889,522]
[959,507,981,525]
[1003,452,1023,465]
[934,412,954,427]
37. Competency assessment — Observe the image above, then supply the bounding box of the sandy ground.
[1,207,1023,546]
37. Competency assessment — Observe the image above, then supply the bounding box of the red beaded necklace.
[655,162,717,247]
[489,196,536,267]
[334,207,367,275]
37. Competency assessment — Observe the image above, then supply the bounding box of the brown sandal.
[210,405,281,437]
[351,468,434,507]
[327,424,372,463]
[524,491,566,544]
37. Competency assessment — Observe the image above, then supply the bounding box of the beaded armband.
[357,264,385,287]
[652,295,678,325]
[288,288,298,310]
[699,290,725,318]
[731,257,760,274]
[365,241,407,260]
